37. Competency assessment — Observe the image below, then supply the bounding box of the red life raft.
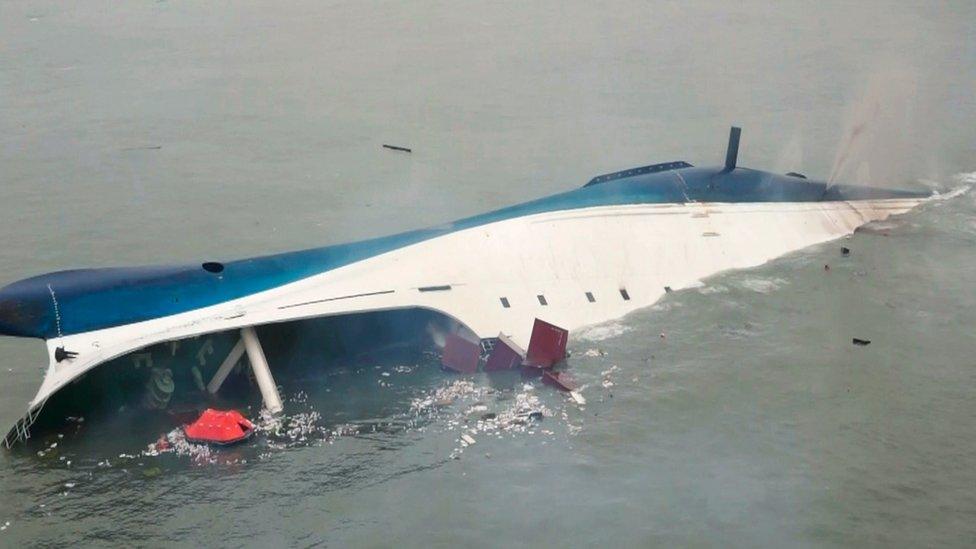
[183,408,255,446]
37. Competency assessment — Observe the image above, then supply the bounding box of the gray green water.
[2,1,975,547]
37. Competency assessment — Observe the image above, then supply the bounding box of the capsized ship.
[0,128,930,446]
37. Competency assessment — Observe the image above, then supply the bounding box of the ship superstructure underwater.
[0,127,930,446]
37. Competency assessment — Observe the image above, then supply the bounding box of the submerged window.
[202,262,224,274]
[619,288,631,301]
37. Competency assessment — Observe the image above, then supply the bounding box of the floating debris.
[841,246,851,256]
[121,145,162,151]
[569,391,586,406]
[382,144,412,153]
[601,365,619,389]
[542,370,577,392]
[852,338,871,346]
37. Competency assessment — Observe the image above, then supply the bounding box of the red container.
[525,318,568,369]
[441,333,481,373]
[485,334,526,372]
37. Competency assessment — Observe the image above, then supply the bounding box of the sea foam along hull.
[3,193,923,446]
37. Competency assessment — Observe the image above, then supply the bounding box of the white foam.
[738,277,789,294]
[697,284,729,295]
[954,171,976,185]
[577,321,631,341]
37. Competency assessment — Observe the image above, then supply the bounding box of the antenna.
[724,126,741,171]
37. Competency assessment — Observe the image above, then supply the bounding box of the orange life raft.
[183,408,255,446]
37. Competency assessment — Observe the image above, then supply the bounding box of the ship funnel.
[724,126,741,171]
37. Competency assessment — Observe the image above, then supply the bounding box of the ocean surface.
[1,1,975,546]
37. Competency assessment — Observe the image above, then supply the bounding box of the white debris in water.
[738,277,788,294]
[466,404,488,415]
[601,365,619,388]
[437,380,559,459]
[570,391,586,406]
[410,380,488,413]
[64,482,75,488]
[165,429,213,462]
[280,411,326,443]
[582,348,605,358]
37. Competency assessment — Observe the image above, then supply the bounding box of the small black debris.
[480,412,497,421]
[852,338,871,346]
[841,246,851,256]
[121,145,162,151]
[664,286,673,293]
[527,411,544,422]
[382,144,412,153]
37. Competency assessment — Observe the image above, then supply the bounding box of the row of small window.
[499,289,630,308]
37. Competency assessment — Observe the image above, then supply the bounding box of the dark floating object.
[785,172,807,179]
[664,286,673,293]
[841,246,851,256]
[824,264,830,271]
[852,338,871,346]
[121,145,162,151]
[382,144,412,153]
